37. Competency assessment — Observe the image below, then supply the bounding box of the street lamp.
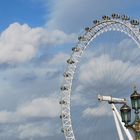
[120,104,131,124]
[120,86,140,140]
[131,87,140,113]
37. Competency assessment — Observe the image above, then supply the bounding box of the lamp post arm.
[98,95,126,104]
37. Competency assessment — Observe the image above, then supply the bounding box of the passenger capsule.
[60,115,64,119]
[63,72,71,78]
[61,86,68,91]
[59,100,67,104]
[102,15,110,20]
[112,13,120,19]
[121,15,130,20]
[67,59,75,64]
[78,36,82,40]
[85,27,90,31]
[93,20,100,25]
[130,20,139,26]
[72,47,80,52]
[78,36,86,41]
[61,128,70,133]
[61,128,64,133]
[60,114,68,119]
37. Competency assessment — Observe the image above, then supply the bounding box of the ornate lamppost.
[120,87,140,140]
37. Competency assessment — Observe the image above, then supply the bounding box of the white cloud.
[71,92,89,106]
[0,111,19,123]
[0,121,59,140]
[0,95,60,139]
[18,122,54,139]
[48,52,69,66]
[0,23,40,64]
[0,22,76,64]
[18,96,60,118]
[41,29,76,45]
[0,96,60,124]
[82,104,112,118]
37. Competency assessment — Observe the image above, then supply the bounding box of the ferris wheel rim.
[60,14,140,140]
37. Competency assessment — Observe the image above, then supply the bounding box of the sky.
[0,0,139,140]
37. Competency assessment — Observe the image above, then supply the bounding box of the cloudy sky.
[0,0,139,140]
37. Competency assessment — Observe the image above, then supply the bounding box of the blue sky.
[0,0,46,30]
[0,0,139,140]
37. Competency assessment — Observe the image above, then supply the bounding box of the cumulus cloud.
[0,23,40,63]
[0,111,18,123]
[48,52,69,66]
[0,22,76,64]
[18,96,60,118]
[0,96,60,124]
[18,122,55,139]
[82,100,112,118]
[82,104,112,118]
[41,29,76,45]
[0,121,59,139]
[0,95,60,139]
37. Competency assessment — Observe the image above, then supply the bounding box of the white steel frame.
[60,14,140,140]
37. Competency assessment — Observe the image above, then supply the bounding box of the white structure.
[60,14,140,140]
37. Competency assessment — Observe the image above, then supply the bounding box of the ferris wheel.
[60,13,140,140]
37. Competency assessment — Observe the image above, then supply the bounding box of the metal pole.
[112,104,133,140]
[111,104,124,140]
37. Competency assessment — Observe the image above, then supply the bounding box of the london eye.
[60,13,140,140]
